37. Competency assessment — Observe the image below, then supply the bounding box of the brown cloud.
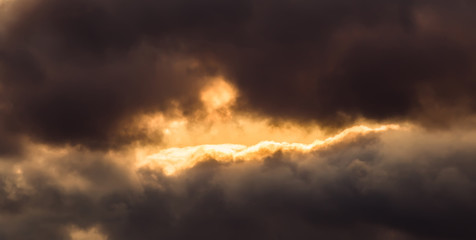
[0,0,476,154]
[0,127,476,239]
[1,1,476,238]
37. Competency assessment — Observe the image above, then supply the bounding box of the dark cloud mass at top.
[0,0,475,151]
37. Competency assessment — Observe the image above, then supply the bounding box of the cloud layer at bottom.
[1,126,476,240]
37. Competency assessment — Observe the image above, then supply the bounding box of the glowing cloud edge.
[140,124,403,175]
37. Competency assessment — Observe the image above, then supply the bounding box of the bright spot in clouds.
[200,77,237,111]
[141,124,402,175]
[70,226,107,240]
[134,78,405,175]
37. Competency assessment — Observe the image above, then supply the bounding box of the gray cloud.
[1,128,476,239]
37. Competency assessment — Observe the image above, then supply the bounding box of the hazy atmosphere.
[1,0,476,239]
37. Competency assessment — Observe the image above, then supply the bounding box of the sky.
[0,0,476,239]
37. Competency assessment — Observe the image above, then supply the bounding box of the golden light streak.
[141,124,402,175]
[139,112,328,148]
[137,78,328,148]
[135,78,405,175]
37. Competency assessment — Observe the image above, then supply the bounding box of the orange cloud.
[140,124,402,175]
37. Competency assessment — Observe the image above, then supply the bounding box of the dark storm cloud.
[1,128,476,240]
[0,0,250,152]
[1,1,476,239]
[1,0,476,152]
[211,0,476,127]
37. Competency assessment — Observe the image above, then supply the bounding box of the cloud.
[0,126,475,239]
[1,0,476,153]
[209,0,476,128]
[0,1,475,239]
[142,124,400,174]
[0,0,222,152]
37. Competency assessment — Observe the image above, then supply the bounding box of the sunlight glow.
[140,124,402,175]
[70,226,106,240]
[201,77,237,111]
[132,78,406,175]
